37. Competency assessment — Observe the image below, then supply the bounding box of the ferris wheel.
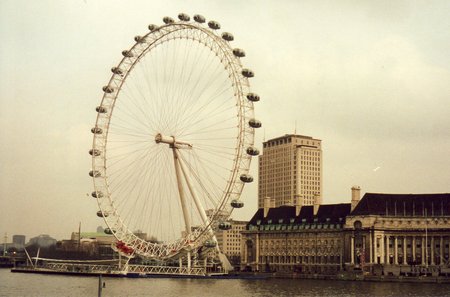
[89,13,261,260]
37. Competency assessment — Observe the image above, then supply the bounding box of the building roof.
[263,134,321,145]
[351,193,450,216]
[248,203,351,226]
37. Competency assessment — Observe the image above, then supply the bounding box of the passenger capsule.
[208,20,220,30]
[89,149,101,156]
[248,119,262,128]
[111,67,123,75]
[91,191,104,198]
[122,50,133,58]
[218,221,232,230]
[148,24,158,31]
[242,68,254,78]
[246,147,260,156]
[178,13,190,21]
[96,210,108,217]
[231,199,244,208]
[221,32,234,41]
[102,86,114,93]
[96,106,107,113]
[232,48,245,58]
[91,127,103,134]
[104,228,115,235]
[204,240,217,248]
[89,170,101,178]
[240,174,253,183]
[134,36,145,43]
[246,93,260,102]
[163,16,174,24]
[193,14,206,23]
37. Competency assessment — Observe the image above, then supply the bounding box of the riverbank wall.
[270,271,450,283]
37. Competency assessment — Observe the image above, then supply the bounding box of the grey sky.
[1,0,449,240]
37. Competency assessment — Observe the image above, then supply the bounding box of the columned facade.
[345,193,450,276]
[345,228,450,275]
[242,192,450,277]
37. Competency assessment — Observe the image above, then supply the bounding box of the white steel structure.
[89,13,261,266]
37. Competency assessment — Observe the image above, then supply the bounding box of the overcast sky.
[1,0,449,241]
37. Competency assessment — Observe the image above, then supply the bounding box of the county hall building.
[241,188,450,276]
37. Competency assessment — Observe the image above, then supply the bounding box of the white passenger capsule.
[96,210,108,217]
[92,191,104,198]
[96,106,107,113]
[163,16,174,24]
[102,86,114,93]
[218,221,232,230]
[204,240,216,248]
[233,48,245,57]
[193,14,205,23]
[178,13,190,21]
[104,228,115,234]
[242,68,254,78]
[89,170,101,178]
[111,67,123,75]
[122,50,133,58]
[248,119,262,128]
[91,127,103,134]
[134,36,145,43]
[246,147,260,156]
[208,20,220,30]
[148,24,158,31]
[89,149,101,156]
[231,199,244,208]
[222,32,234,41]
[240,174,254,183]
[246,93,260,102]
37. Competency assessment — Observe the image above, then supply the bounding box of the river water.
[0,269,449,297]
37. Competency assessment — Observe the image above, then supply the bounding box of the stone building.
[12,235,26,246]
[258,134,322,208]
[56,231,116,258]
[344,192,450,276]
[242,189,450,276]
[215,220,247,267]
[241,196,350,274]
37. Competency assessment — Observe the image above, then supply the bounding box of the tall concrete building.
[258,134,322,208]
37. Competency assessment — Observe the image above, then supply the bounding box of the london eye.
[89,13,261,264]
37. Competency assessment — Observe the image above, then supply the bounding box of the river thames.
[1,270,449,297]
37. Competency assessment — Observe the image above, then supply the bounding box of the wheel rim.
[91,18,257,259]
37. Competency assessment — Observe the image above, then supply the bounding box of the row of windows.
[300,150,321,156]
[263,137,320,148]
[300,156,321,161]
[259,229,340,236]
[262,239,341,246]
[249,224,342,231]
[259,255,340,264]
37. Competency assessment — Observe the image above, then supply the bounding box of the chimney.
[264,197,272,218]
[295,195,303,216]
[351,186,361,212]
[314,200,320,216]
[313,193,320,216]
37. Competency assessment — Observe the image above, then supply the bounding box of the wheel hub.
[155,133,192,148]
